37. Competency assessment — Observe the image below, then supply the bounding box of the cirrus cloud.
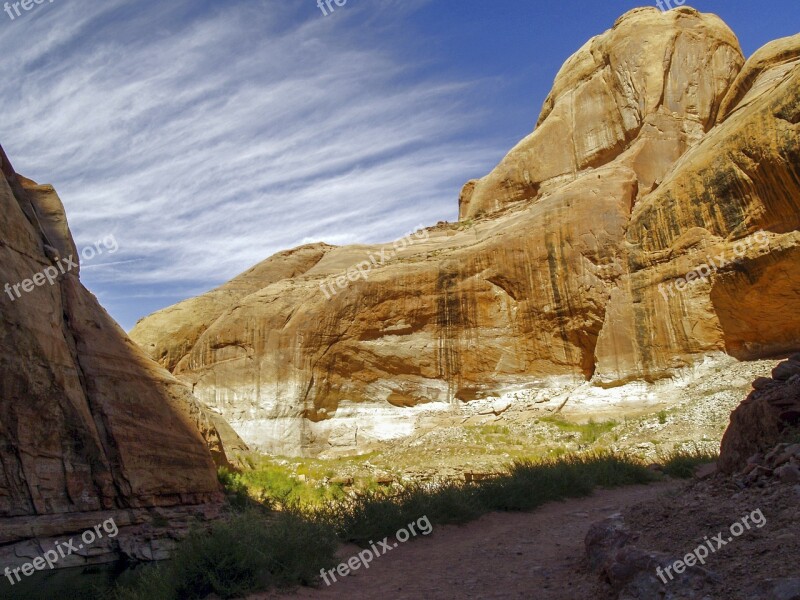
[0,0,505,328]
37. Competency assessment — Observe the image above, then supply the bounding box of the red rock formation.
[131,10,800,456]
[0,146,230,530]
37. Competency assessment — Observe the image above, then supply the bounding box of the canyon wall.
[131,8,800,457]
[0,146,238,546]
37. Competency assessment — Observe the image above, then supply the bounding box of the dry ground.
[249,467,799,600]
[253,482,680,600]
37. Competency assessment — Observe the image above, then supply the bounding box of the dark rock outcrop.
[585,515,718,599]
[719,356,800,473]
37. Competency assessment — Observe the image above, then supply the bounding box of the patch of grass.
[541,417,618,444]
[457,219,475,231]
[657,410,668,425]
[313,481,485,544]
[219,463,346,509]
[546,445,571,458]
[114,510,337,600]
[479,424,511,435]
[475,452,653,512]
[660,448,718,479]
[311,451,654,545]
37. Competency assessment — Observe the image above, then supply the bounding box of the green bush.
[475,452,652,512]
[114,511,337,600]
[217,467,252,510]
[660,448,718,479]
[218,464,347,510]
[314,480,485,545]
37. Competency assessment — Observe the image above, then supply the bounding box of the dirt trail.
[256,481,680,600]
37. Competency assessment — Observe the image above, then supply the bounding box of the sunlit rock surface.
[132,12,800,456]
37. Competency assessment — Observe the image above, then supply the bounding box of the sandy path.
[254,481,680,600]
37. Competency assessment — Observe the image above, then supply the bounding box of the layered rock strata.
[0,146,236,551]
[132,10,800,456]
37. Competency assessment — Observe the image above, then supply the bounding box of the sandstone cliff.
[0,146,238,539]
[460,7,743,220]
[131,8,800,457]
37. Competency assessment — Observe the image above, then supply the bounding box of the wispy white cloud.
[0,0,504,326]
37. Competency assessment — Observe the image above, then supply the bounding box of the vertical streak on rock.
[435,266,478,403]
[436,268,460,403]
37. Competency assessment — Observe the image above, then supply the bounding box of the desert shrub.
[660,448,718,479]
[217,467,252,510]
[114,510,337,600]
[312,452,653,545]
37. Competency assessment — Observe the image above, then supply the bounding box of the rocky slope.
[586,462,800,600]
[719,354,800,473]
[131,8,800,457]
[0,146,242,560]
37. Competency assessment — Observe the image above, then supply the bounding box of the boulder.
[775,464,800,484]
[748,578,800,600]
[773,361,800,381]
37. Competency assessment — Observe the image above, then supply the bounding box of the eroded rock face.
[604,31,800,381]
[0,146,230,526]
[460,7,743,220]
[131,11,800,456]
[719,356,800,473]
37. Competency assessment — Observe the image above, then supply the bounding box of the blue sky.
[1,1,797,330]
